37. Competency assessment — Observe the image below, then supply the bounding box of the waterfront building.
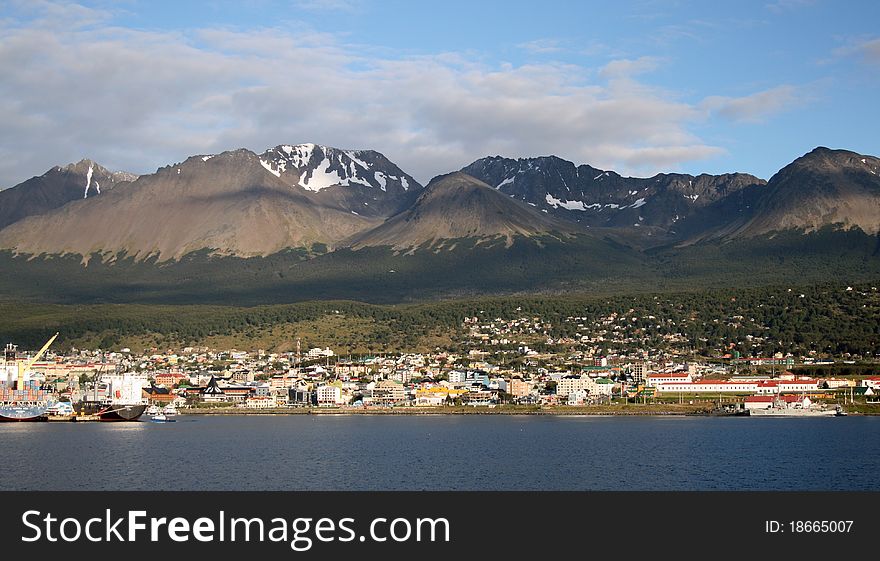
[645,372,693,387]
[244,396,275,409]
[506,377,532,398]
[316,385,342,407]
[556,375,602,398]
[371,379,406,406]
[656,380,759,394]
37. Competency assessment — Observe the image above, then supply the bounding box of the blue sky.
[1,0,878,187]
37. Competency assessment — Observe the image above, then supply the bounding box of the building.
[646,372,693,387]
[461,389,498,407]
[316,385,342,407]
[860,377,880,389]
[630,362,648,384]
[656,380,759,394]
[567,388,590,406]
[414,387,468,406]
[154,372,188,387]
[244,396,275,409]
[142,384,175,404]
[371,379,406,407]
[506,377,531,398]
[556,375,601,398]
[821,378,856,389]
[448,371,466,384]
[307,347,335,359]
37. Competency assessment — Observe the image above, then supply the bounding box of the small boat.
[150,412,175,423]
[162,404,178,416]
[145,404,160,415]
[708,403,750,416]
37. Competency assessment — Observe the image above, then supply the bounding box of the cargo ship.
[74,368,149,421]
[0,335,59,422]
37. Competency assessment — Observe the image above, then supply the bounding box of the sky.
[1,0,878,188]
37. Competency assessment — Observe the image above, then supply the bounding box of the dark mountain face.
[350,172,577,250]
[0,144,877,304]
[256,144,422,217]
[461,156,765,236]
[0,159,136,229]
[682,147,880,242]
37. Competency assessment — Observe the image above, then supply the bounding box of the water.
[1,415,878,491]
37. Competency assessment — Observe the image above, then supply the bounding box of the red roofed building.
[154,372,188,387]
[655,380,758,394]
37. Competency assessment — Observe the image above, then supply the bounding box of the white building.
[307,347,335,358]
[567,388,590,406]
[244,396,275,409]
[557,375,601,398]
[656,381,759,394]
[646,372,693,387]
[860,377,880,389]
[316,385,342,407]
[448,371,466,384]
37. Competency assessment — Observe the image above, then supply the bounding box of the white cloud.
[702,85,802,123]
[598,56,663,79]
[766,0,815,14]
[517,39,564,54]
[833,36,880,65]
[0,4,788,188]
[292,0,360,11]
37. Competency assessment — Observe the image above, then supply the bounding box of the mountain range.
[0,144,878,304]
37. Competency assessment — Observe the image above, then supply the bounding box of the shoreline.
[181,405,706,416]
[177,404,877,416]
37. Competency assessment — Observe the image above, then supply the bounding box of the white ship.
[74,368,149,421]
[750,396,842,417]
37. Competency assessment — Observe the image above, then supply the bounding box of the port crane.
[17,332,59,390]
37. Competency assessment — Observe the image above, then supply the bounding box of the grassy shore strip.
[178,402,879,416]
[181,404,714,416]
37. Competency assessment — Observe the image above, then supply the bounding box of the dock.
[71,414,102,422]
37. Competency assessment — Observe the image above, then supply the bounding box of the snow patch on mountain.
[629,198,647,209]
[259,159,281,178]
[496,177,515,189]
[83,164,94,199]
[545,193,591,211]
[373,172,388,191]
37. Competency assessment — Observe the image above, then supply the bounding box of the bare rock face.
[0,159,136,230]
[461,155,765,235]
[350,172,576,250]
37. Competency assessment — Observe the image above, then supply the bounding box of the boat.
[46,401,75,417]
[150,412,175,423]
[0,334,59,422]
[74,367,149,421]
[708,402,750,416]
[750,395,839,417]
[145,404,160,415]
[162,404,178,417]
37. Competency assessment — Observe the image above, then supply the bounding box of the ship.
[0,334,59,422]
[708,402,750,416]
[73,366,149,421]
[749,395,841,417]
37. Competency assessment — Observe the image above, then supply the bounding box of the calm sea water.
[1,415,877,491]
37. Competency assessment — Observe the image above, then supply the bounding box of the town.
[13,309,880,415]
